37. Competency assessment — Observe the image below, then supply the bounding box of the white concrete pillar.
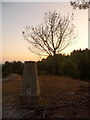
[20,61,40,107]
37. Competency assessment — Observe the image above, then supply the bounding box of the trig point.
[20,61,40,107]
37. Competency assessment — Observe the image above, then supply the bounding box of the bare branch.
[23,11,77,56]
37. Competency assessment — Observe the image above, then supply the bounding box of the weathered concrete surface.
[20,61,40,107]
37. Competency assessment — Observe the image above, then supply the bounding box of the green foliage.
[38,48,90,81]
[71,49,89,80]
[12,61,24,75]
[2,49,90,81]
[60,59,79,78]
[2,61,24,78]
[2,61,12,77]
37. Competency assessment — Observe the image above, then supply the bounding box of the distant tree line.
[37,48,90,81]
[2,49,90,81]
[2,61,24,77]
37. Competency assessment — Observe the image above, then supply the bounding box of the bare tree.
[22,11,77,57]
[70,0,90,9]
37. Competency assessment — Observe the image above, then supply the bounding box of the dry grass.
[2,75,88,96]
[2,75,88,105]
[2,75,89,118]
[38,76,88,105]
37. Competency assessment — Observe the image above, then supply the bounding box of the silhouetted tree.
[2,61,12,77]
[12,61,24,75]
[60,58,79,78]
[70,0,90,9]
[2,49,89,81]
[22,11,77,57]
[71,49,89,80]
[37,48,90,81]
[2,61,24,77]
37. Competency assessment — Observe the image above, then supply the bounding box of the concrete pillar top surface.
[25,61,36,63]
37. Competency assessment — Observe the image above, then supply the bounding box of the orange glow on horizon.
[2,2,88,64]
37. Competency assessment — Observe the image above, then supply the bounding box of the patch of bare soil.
[2,75,89,119]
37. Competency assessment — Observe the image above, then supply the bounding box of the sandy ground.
[2,74,89,119]
[0,81,2,119]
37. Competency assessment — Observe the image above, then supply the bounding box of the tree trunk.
[52,52,58,75]
[53,50,56,56]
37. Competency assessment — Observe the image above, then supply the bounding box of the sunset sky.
[2,1,88,63]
